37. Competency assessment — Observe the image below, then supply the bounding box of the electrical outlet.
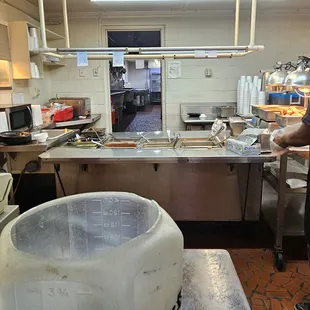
[205,68,213,78]
[79,69,86,78]
[93,68,99,77]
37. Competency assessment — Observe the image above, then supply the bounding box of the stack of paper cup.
[238,76,246,114]
[251,86,259,106]
[243,82,250,115]
[249,82,254,94]
[237,80,241,114]
[257,79,262,91]
[258,91,266,104]
[246,76,252,83]
[253,76,259,87]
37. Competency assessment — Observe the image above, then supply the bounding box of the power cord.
[54,164,67,196]
[9,161,41,204]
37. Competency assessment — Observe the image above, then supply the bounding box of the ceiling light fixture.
[36,0,264,61]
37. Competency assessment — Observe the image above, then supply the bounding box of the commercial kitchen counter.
[39,131,275,164]
[40,145,275,164]
[53,114,101,129]
[0,130,76,153]
[37,131,275,222]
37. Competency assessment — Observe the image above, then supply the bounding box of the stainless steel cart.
[263,150,309,271]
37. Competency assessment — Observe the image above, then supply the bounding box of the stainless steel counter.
[183,249,250,310]
[0,130,76,153]
[39,131,275,164]
[54,114,101,128]
[181,115,230,124]
[40,146,275,164]
[111,91,126,96]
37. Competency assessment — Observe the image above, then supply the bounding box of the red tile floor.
[229,249,310,309]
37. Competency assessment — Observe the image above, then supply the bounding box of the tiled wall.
[48,12,310,131]
[49,19,107,127]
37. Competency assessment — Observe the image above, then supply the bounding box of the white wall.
[48,11,310,131]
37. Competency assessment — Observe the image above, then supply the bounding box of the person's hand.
[273,135,288,149]
[270,129,288,155]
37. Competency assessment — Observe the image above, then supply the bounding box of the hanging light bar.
[234,0,240,46]
[37,0,264,60]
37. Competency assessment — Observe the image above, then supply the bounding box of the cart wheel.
[274,251,286,272]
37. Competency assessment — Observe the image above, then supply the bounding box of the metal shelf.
[262,181,305,236]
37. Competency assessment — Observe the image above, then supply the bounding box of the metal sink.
[42,129,73,140]
[177,138,223,149]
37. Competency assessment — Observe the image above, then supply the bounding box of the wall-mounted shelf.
[43,61,66,68]
[8,21,64,80]
[27,22,64,41]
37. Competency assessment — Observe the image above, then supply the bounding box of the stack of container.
[237,75,264,115]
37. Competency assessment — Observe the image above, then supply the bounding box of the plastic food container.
[41,107,52,127]
[0,192,183,310]
[53,106,74,122]
[34,132,48,143]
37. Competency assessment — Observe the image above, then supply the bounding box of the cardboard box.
[226,139,261,156]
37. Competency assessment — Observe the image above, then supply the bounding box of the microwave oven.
[0,104,32,131]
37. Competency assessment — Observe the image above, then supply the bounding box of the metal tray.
[276,114,303,127]
[252,105,266,116]
[217,106,236,118]
[257,107,282,121]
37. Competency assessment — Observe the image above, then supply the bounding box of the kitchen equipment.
[258,129,272,153]
[49,97,91,117]
[268,93,299,105]
[53,106,73,122]
[229,117,246,136]
[257,105,283,121]
[0,192,183,310]
[0,104,32,131]
[82,128,106,139]
[217,106,236,118]
[276,113,303,127]
[0,131,32,145]
[0,173,13,215]
[261,71,271,91]
[187,113,201,118]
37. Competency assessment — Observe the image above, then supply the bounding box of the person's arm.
[274,123,310,148]
[274,104,310,148]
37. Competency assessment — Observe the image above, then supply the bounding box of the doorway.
[108,30,162,133]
